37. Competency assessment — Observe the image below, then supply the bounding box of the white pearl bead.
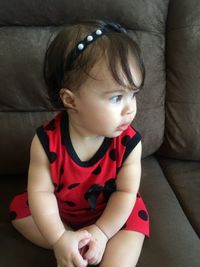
[87,35,93,42]
[96,29,102,35]
[77,43,84,50]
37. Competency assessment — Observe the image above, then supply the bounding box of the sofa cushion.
[158,156,200,237]
[0,224,56,267]
[0,0,169,174]
[159,0,200,160]
[137,156,200,267]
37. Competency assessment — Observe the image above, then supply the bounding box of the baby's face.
[69,59,140,138]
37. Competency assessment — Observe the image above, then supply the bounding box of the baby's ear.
[60,88,77,110]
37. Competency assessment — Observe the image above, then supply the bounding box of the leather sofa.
[0,0,199,266]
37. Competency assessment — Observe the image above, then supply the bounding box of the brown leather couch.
[0,0,199,266]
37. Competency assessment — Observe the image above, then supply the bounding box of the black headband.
[64,23,126,71]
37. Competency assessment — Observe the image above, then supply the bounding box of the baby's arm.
[28,135,90,267]
[95,141,142,238]
[83,141,142,264]
[28,135,66,245]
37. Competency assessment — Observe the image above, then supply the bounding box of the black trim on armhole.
[122,131,142,164]
[36,126,51,162]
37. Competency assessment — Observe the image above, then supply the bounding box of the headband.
[64,23,126,71]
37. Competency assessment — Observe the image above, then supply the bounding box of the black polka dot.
[92,165,101,175]
[138,210,148,221]
[68,183,80,189]
[65,201,76,207]
[9,211,17,221]
[49,152,57,163]
[45,119,56,131]
[55,184,64,193]
[122,135,131,146]
[109,149,117,161]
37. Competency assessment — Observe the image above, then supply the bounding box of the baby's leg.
[99,230,145,267]
[12,216,71,249]
[12,216,51,249]
[10,192,54,249]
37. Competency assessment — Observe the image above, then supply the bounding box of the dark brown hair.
[44,20,145,108]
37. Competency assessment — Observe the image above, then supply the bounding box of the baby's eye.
[132,92,136,99]
[109,95,123,103]
[132,90,139,98]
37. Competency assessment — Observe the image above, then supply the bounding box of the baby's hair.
[44,20,145,108]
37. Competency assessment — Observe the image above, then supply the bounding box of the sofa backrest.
[159,0,200,160]
[0,0,169,174]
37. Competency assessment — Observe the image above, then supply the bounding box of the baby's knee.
[11,216,52,249]
[11,216,34,238]
[11,217,25,230]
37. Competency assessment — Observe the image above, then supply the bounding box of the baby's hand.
[53,230,91,267]
[81,224,108,265]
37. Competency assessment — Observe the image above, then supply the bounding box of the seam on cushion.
[167,24,200,33]
[139,104,164,110]
[166,100,200,105]
[0,109,60,112]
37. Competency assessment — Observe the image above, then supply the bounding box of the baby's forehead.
[88,58,143,88]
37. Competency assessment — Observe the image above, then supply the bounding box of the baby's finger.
[96,251,103,265]
[87,254,99,265]
[83,241,97,261]
[89,249,102,265]
[57,261,75,267]
[73,253,88,267]
[78,238,90,249]
[79,245,89,258]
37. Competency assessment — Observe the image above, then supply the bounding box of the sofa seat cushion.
[137,156,200,267]
[0,223,56,267]
[158,156,200,236]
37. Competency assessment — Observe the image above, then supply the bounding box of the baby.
[10,20,149,267]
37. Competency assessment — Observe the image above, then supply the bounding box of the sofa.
[0,0,200,266]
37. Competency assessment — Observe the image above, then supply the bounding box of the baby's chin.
[105,130,125,138]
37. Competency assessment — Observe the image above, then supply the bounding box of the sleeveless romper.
[9,111,149,237]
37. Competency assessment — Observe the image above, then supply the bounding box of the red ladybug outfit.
[9,111,149,237]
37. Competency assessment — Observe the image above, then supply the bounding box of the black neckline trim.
[61,112,112,167]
